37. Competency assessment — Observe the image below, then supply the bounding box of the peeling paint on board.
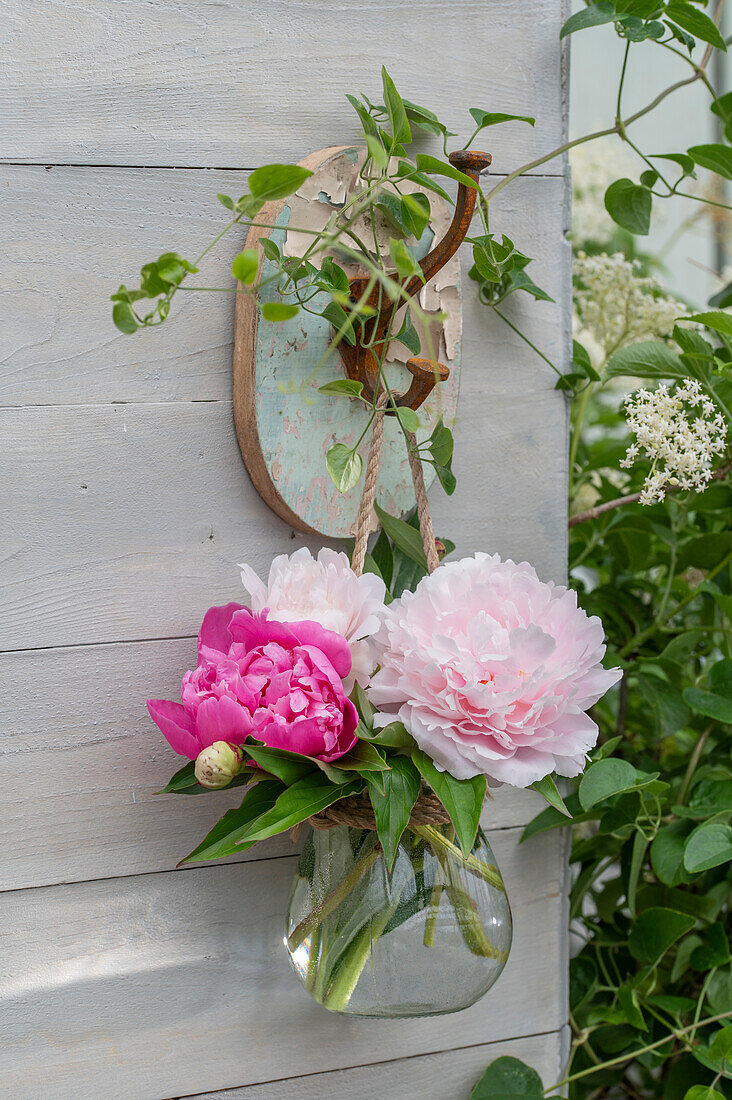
[243,146,462,538]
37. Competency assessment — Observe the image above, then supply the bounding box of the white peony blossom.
[621,378,727,504]
[239,547,386,692]
[573,252,688,365]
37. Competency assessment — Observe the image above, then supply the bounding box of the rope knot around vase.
[309,788,452,831]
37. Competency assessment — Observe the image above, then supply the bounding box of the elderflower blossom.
[621,379,727,504]
[573,252,688,365]
[570,141,640,244]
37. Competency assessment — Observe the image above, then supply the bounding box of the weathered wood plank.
[0,390,568,654]
[185,1030,565,1099]
[0,166,567,408]
[0,829,566,1100]
[1,0,566,169]
[0,636,546,890]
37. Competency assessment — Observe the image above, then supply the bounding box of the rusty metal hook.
[337,148,492,412]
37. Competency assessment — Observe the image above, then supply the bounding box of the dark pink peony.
[148,603,359,763]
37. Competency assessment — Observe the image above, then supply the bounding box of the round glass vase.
[285,822,512,1018]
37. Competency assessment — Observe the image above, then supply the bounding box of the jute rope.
[302,387,446,833]
[310,788,451,831]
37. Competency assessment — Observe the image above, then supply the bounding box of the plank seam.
[169,1027,563,1099]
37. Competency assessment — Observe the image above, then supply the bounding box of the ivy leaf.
[231,248,259,285]
[412,749,486,854]
[604,178,652,235]
[381,66,412,146]
[579,758,641,809]
[366,755,421,870]
[248,164,313,202]
[628,907,696,964]
[688,143,732,180]
[112,300,139,335]
[390,238,422,281]
[262,302,299,322]
[470,1056,544,1099]
[560,2,620,38]
[415,153,479,189]
[396,406,420,433]
[326,444,363,493]
[684,823,732,872]
[468,108,535,130]
[665,1,727,51]
[318,379,364,399]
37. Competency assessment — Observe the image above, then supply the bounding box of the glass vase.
[285,822,512,1017]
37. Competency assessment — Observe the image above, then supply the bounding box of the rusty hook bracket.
[337,148,491,413]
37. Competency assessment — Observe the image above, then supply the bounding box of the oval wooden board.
[233,145,462,538]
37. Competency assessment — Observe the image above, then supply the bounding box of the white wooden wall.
[0,3,571,1097]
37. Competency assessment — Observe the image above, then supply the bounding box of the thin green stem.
[287,843,381,952]
[678,722,715,805]
[491,306,562,376]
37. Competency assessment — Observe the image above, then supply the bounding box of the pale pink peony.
[240,547,386,692]
[148,603,358,763]
[369,554,622,787]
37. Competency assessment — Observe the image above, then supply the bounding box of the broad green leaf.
[683,687,732,724]
[689,778,732,816]
[365,133,388,169]
[628,907,696,964]
[359,720,416,750]
[651,152,697,177]
[318,379,364,399]
[351,681,375,726]
[231,248,259,285]
[260,238,281,262]
[520,794,587,843]
[112,300,139,335]
[651,821,694,886]
[468,108,535,130]
[180,780,285,863]
[605,340,685,381]
[157,759,198,794]
[412,750,486,854]
[325,740,390,774]
[560,1,620,37]
[470,1056,544,1099]
[530,774,572,817]
[690,922,731,970]
[435,463,457,495]
[618,983,647,1030]
[326,444,363,493]
[396,406,420,433]
[665,1,727,51]
[400,191,431,240]
[684,1086,725,1100]
[687,310,732,338]
[248,164,313,202]
[579,758,639,809]
[236,774,363,845]
[709,1023,732,1064]
[604,178,652,235]
[709,967,732,1015]
[688,143,732,180]
[320,300,357,346]
[366,755,421,870]
[390,238,422,281]
[374,501,428,569]
[570,956,598,1011]
[217,193,235,210]
[381,67,411,146]
[415,153,479,189]
[245,744,315,785]
[262,302,299,322]
[684,823,732,872]
[395,315,421,356]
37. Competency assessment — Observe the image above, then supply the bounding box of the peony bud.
[195,741,244,789]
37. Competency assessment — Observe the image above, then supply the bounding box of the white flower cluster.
[570,141,641,244]
[574,252,688,363]
[621,379,727,504]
